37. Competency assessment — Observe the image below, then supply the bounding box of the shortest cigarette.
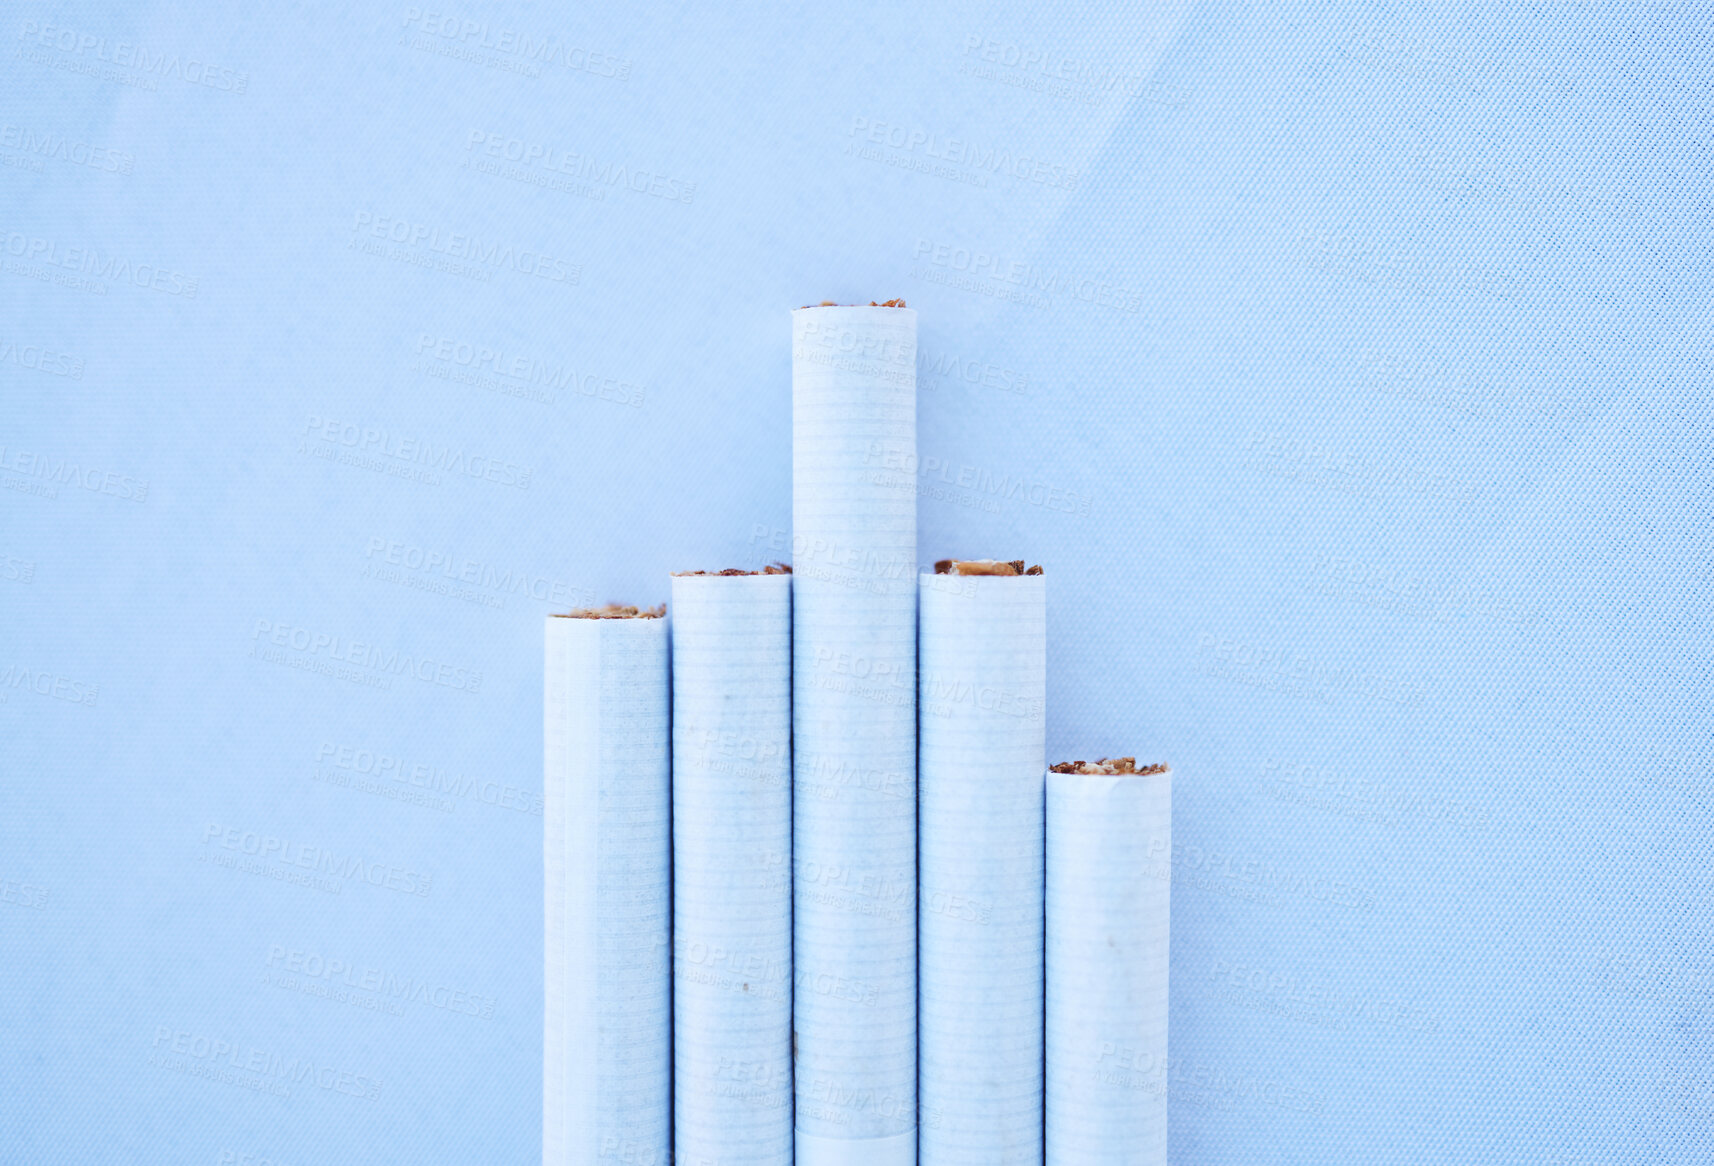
[1046,757,1171,1166]
[544,604,671,1166]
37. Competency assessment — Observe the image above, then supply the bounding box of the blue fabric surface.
[2,3,1709,1163]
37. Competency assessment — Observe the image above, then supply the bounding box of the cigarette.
[543,606,670,1166]
[791,302,918,1166]
[670,570,793,1165]
[1045,759,1172,1166]
[918,565,1046,1164]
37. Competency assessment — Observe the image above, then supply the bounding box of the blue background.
[3,3,1711,1163]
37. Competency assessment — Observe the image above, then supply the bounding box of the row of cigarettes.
[545,305,1170,1166]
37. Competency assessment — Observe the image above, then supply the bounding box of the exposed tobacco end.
[1050,757,1168,776]
[939,559,1042,576]
[555,603,667,619]
[796,299,907,308]
[673,565,792,576]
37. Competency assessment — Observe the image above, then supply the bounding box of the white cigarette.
[1045,758,1172,1166]
[670,570,793,1166]
[791,302,919,1166]
[918,563,1046,1165]
[543,605,670,1166]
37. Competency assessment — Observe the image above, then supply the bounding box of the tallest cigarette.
[792,303,919,1166]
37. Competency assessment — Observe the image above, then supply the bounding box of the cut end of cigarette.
[1050,757,1169,776]
[933,558,1043,576]
[795,299,907,309]
[554,603,667,619]
[672,564,792,576]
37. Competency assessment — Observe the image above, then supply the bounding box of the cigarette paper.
[671,571,793,1166]
[791,303,918,1166]
[1045,759,1172,1166]
[544,608,670,1166]
[918,566,1047,1165]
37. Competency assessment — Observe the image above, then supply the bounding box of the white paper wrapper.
[671,574,793,1166]
[918,571,1047,1165]
[1045,767,1172,1166]
[791,305,918,1165]
[544,614,671,1166]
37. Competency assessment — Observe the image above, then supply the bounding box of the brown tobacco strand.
[554,603,667,619]
[672,564,791,576]
[1050,757,1169,776]
[933,558,1043,576]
